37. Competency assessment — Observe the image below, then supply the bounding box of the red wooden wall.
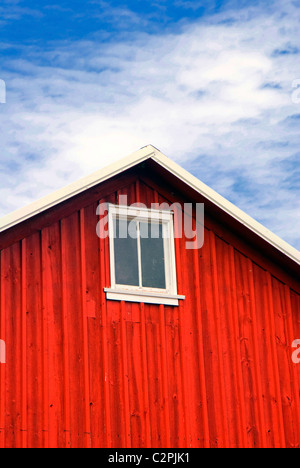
[0,173,299,448]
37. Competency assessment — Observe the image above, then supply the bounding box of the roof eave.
[150,149,300,267]
[0,145,155,234]
[0,144,299,268]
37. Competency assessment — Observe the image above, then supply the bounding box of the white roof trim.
[0,145,299,266]
[0,145,155,233]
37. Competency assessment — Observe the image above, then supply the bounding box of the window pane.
[114,219,139,286]
[140,222,166,289]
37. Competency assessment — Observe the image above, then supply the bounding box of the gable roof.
[0,144,299,268]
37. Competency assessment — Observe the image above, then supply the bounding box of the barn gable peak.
[0,144,299,269]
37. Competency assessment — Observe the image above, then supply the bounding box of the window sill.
[104,288,185,306]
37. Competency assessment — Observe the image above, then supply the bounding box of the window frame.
[104,203,185,306]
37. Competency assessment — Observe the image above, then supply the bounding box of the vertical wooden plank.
[126,311,143,448]
[42,223,65,448]
[173,204,189,447]
[83,202,101,322]
[98,197,112,447]
[21,240,28,448]
[214,238,242,447]
[247,258,267,448]
[164,304,185,448]
[251,264,280,447]
[107,300,127,446]
[199,231,227,447]
[272,278,299,447]
[26,233,44,447]
[4,244,22,447]
[159,304,171,448]
[61,213,86,448]
[253,265,274,447]
[79,208,92,448]
[234,249,260,447]
[120,300,131,447]
[60,218,72,448]
[228,246,248,447]
[80,205,96,319]
[193,231,210,448]
[40,233,50,449]
[139,302,152,447]
[118,181,138,207]
[83,201,105,448]
[144,304,165,447]
[209,233,230,447]
[260,271,286,447]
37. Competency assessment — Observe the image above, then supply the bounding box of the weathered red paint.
[0,167,299,448]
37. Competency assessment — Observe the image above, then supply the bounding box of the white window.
[104,204,185,306]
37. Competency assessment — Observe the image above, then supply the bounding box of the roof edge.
[0,144,299,267]
[150,148,300,266]
[0,145,155,233]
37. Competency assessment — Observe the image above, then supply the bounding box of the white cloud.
[0,0,299,248]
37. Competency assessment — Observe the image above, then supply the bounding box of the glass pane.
[114,218,139,286]
[140,222,166,289]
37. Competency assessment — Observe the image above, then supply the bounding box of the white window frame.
[104,204,185,306]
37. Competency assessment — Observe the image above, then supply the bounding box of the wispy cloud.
[0,1,42,22]
[0,0,299,248]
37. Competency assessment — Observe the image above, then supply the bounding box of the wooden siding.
[0,176,299,448]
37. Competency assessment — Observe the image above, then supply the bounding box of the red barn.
[0,145,299,448]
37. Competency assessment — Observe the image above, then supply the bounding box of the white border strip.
[104,288,185,306]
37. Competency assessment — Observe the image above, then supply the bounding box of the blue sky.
[0,0,299,248]
[0,1,276,42]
